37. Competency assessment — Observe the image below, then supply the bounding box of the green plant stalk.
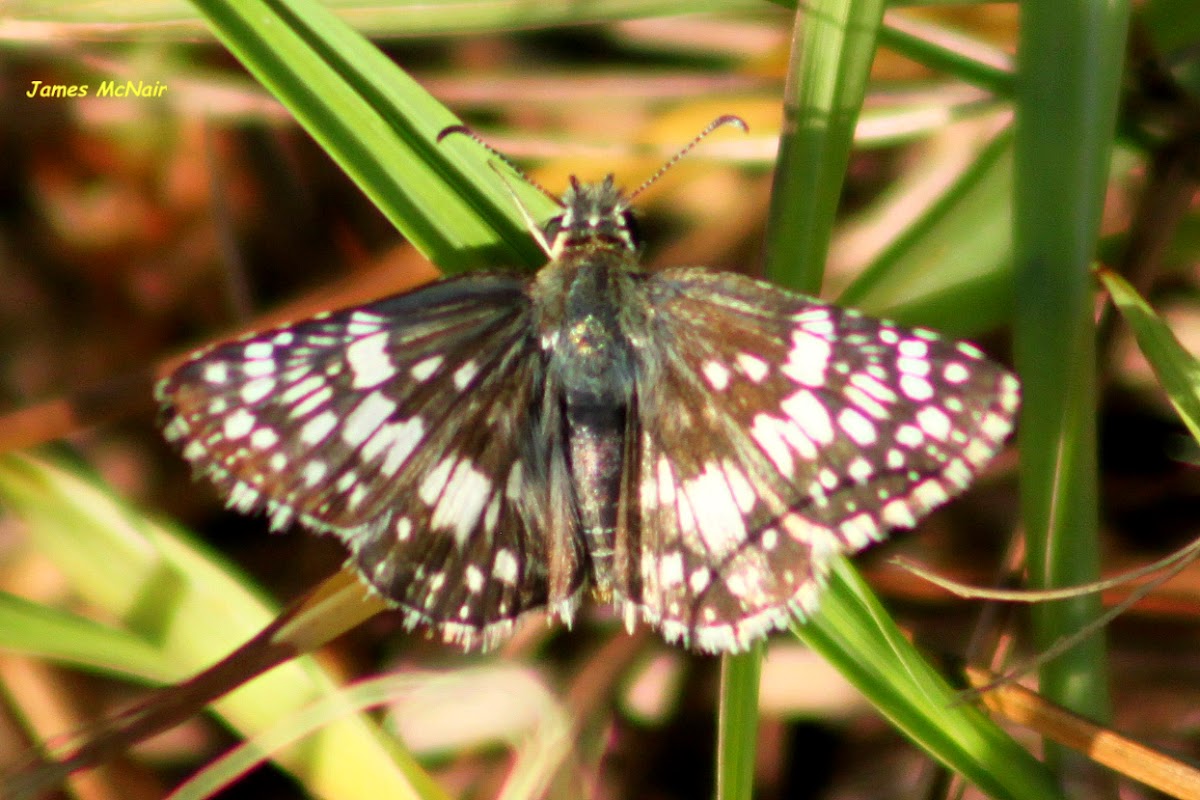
[720,1,886,795]
[750,1,1065,797]
[1013,0,1129,756]
[717,644,763,800]
[765,0,888,294]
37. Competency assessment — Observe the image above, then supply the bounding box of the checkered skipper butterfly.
[158,116,1019,653]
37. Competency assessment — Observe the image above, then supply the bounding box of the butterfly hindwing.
[615,267,1020,652]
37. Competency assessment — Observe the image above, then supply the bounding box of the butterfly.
[157,116,1019,653]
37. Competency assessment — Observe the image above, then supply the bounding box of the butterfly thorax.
[533,175,646,408]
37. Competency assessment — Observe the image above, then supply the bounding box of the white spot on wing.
[916,406,951,440]
[453,360,479,390]
[900,374,933,401]
[912,479,948,510]
[300,411,338,445]
[505,461,524,499]
[882,500,916,528]
[281,375,325,405]
[418,456,456,505]
[837,407,876,446]
[736,352,769,383]
[302,460,327,487]
[223,408,256,440]
[244,342,274,359]
[240,378,275,404]
[429,459,492,546]
[289,386,333,418]
[243,359,275,378]
[943,362,970,384]
[848,457,873,482]
[335,470,357,492]
[964,439,994,466]
[342,391,397,447]
[379,418,425,476]
[656,456,676,506]
[395,517,413,541]
[702,360,731,391]
[896,424,924,448]
[750,414,794,478]
[957,341,985,359]
[483,494,504,535]
[466,565,485,593]
[843,385,888,420]
[250,427,278,450]
[782,330,831,388]
[781,389,834,445]
[684,462,749,557]
[410,355,444,382]
[840,513,879,548]
[944,458,972,488]
[660,552,684,587]
[346,332,396,389]
[203,363,229,384]
[818,468,838,490]
[346,311,384,335]
[850,372,898,404]
[494,548,518,584]
[982,411,1012,441]
[722,460,757,513]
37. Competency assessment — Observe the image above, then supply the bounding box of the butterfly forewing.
[158,273,586,649]
[615,268,1019,652]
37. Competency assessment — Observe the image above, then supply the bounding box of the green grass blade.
[1012,0,1129,743]
[0,453,448,800]
[877,11,1014,96]
[189,0,554,274]
[0,592,170,680]
[2,0,767,38]
[765,0,887,294]
[797,561,1065,800]
[838,127,1015,335]
[1100,269,1200,443]
[716,644,762,800]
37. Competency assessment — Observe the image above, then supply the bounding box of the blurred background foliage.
[0,1,1199,799]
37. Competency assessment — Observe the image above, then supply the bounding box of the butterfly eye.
[542,214,566,245]
[619,210,641,250]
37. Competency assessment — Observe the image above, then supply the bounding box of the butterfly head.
[542,175,640,259]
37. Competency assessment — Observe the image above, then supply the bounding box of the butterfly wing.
[158,273,585,650]
[616,268,1019,653]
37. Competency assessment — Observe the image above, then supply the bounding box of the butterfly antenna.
[629,115,749,201]
[437,124,561,205]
